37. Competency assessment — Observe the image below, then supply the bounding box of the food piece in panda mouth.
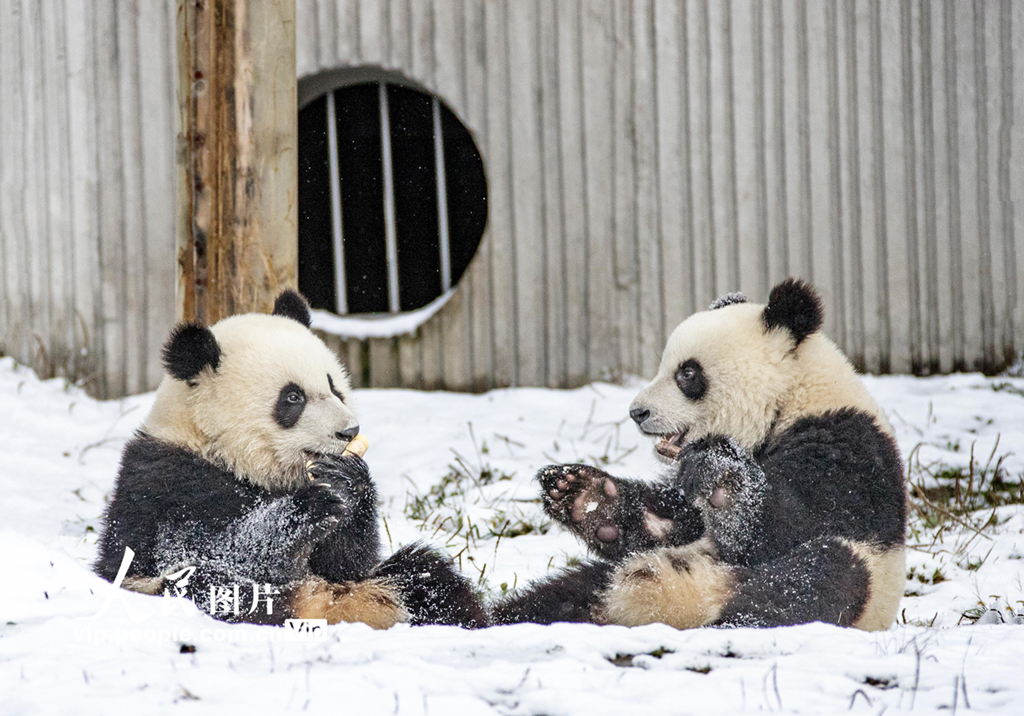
[342,434,369,458]
[655,431,687,460]
[304,435,370,477]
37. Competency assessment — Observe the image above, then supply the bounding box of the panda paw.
[676,436,764,511]
[538,464,630,556]
[292,481,354,537]
[675,436,767,561]
[305,454,377,515]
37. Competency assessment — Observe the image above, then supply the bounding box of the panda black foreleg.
[714,537,871,628]
[672,435,769,564]
[145,486,352,624]
[148,485,345,589]
[489,560,617,625]
[538,464,704,561]
[217,482,352,583]
[371,542,487,628]
[306,455,384,582]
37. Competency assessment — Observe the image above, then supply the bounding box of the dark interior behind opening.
[298,80,488,315]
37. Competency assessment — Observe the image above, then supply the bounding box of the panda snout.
[628,407,650,426]
[335,424,360,441]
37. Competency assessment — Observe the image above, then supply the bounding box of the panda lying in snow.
[95,290,484,628]
[493,279,906,631]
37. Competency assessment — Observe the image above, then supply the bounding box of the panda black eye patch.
[274,383,307,429]
[675,359,707,401]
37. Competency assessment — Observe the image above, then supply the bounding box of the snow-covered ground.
[2,356,1023,715]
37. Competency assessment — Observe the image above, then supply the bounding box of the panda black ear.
[762,278,823,346]
[272,289,312,328]
[162,323,221,382]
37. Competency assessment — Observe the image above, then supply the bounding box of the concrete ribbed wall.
[2,0,1021,397]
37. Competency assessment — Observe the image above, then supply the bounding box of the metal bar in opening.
[326,91,348,314]
[379,82,401,313]
[433,96,452,292]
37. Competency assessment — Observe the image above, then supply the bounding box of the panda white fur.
[493,279,906,631]
[95,290,484,628]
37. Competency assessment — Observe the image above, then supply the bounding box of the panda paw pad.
[538,464,622,546]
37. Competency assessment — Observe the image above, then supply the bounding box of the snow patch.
[3,357,1024,713]
[309,290,455,339]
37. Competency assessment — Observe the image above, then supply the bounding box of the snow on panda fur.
[95,290,484,628]
[493,279,906,631]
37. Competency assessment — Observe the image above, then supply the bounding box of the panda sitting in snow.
[95,290,484,628]
[494,279,906,631]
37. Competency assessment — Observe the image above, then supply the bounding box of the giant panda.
[95,290,485,628]
[493,279,906,631]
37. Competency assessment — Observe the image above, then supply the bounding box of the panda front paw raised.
[306,454,377,515]
[291,480,354,536]
[538,464,637,559]
[675,436,763,510]
[539,464,619,538]
[675,436,767,562]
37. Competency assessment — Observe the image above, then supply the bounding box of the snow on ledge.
[309,289,455,339]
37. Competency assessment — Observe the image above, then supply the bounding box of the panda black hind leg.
[538,464,703,561]
[596,535,876,630]
[371,543,487,628]
[489,560,618,625]
[714,537,873,628]
[600,438,884,630]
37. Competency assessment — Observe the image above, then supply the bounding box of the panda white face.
[630,303,796,458]
[199,314,359,483]
[629,279,827,459]
[146,292,361,490]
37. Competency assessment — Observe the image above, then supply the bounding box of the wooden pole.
[175,0,297,325]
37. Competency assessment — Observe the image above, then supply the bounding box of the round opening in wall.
[297,72,488,316]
